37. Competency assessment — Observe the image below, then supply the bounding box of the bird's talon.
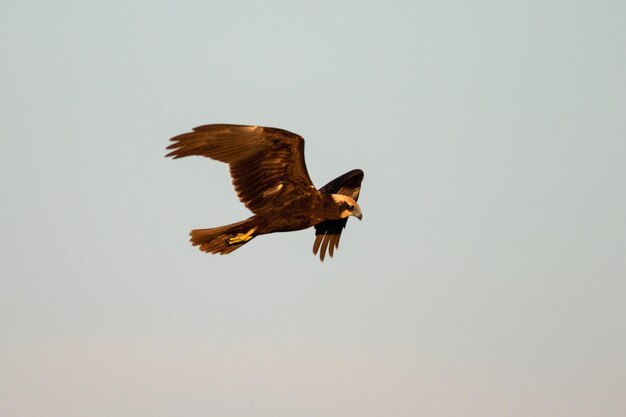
[227,227,257,245]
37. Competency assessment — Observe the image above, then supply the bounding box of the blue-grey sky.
[1,1,625,416]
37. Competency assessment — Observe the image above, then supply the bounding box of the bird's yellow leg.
[227,226,258,245]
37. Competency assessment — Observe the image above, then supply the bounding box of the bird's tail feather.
[190,218,258,255]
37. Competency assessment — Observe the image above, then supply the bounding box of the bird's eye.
[348,205,354,210]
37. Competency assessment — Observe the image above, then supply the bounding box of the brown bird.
[166,124,364,261]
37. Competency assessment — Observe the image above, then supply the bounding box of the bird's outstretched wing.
[313,169,364,261]
[166,124,316,215]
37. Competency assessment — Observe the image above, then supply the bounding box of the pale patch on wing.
[262,183,284,198]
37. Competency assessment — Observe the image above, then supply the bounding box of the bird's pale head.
[331,194,362,220]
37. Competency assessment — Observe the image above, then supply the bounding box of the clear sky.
[1,1,625,416]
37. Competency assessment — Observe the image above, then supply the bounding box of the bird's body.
[166,124,364,260]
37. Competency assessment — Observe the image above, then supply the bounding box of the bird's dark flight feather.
[166,124,316,215]
[313,169,364,261]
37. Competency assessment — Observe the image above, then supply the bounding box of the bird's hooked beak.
[352,205,363,221]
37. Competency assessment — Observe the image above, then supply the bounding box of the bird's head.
[331,194,362,220]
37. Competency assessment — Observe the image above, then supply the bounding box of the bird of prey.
[166,124,364,261]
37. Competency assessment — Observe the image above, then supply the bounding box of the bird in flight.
[166,124,364,261]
